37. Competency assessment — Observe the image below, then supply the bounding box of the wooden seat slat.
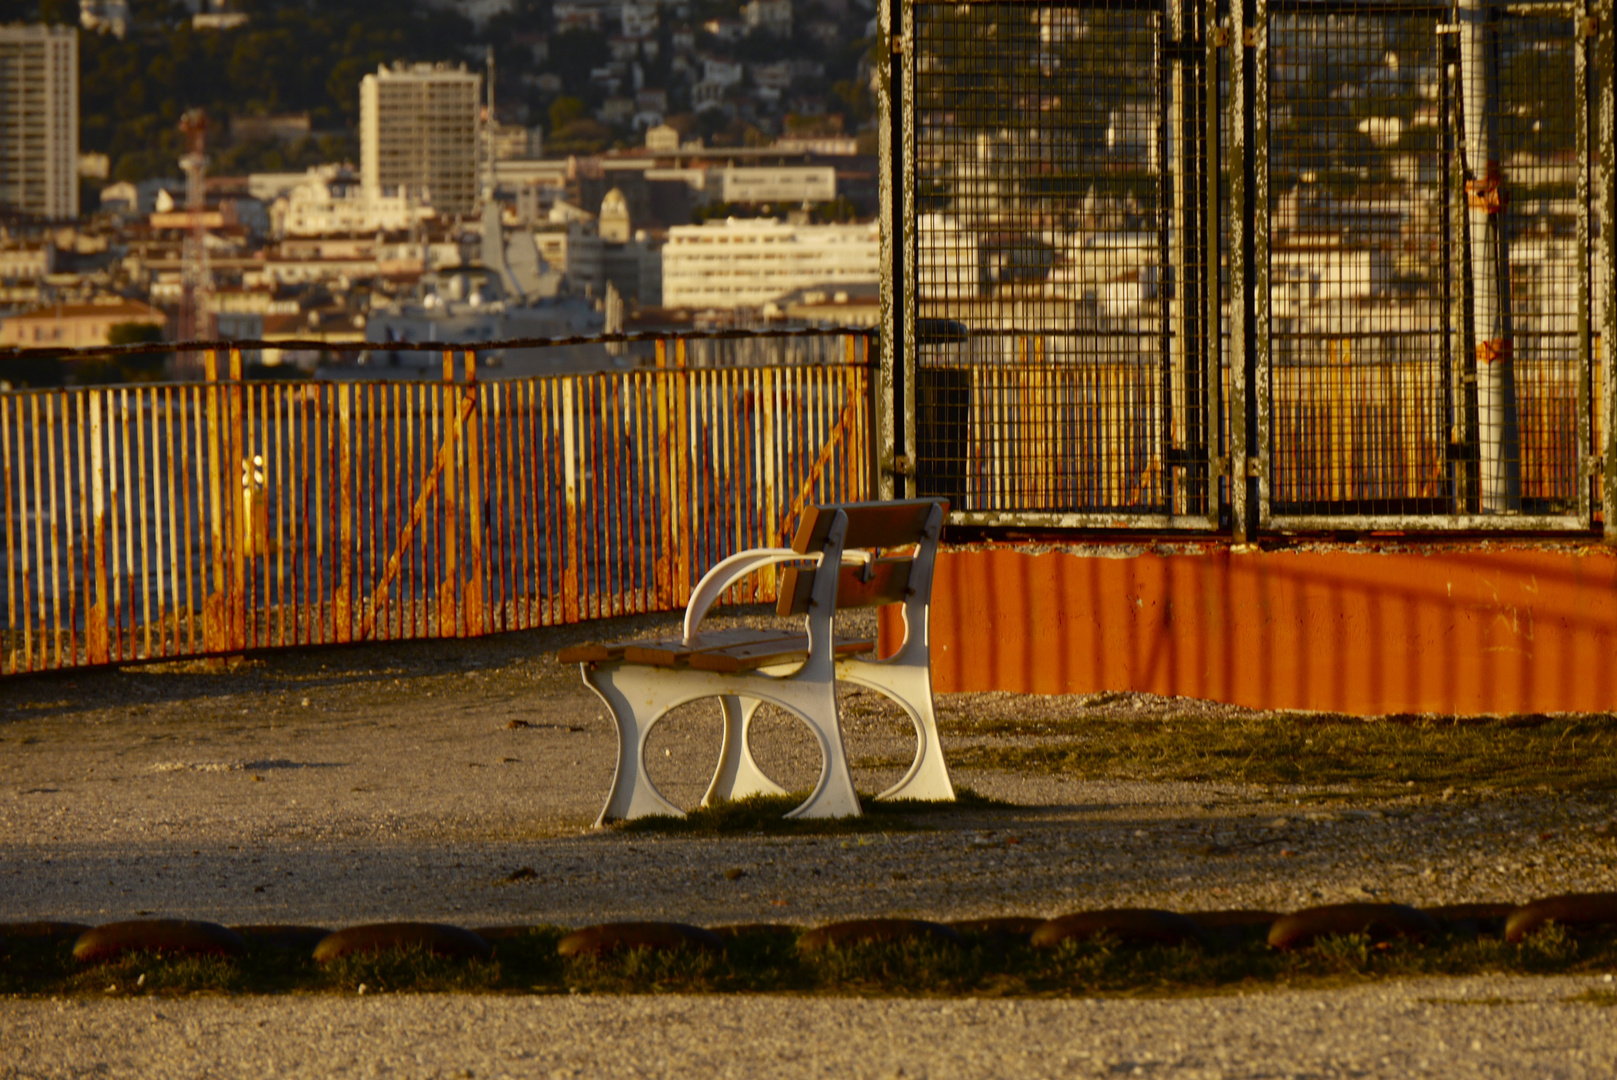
[623,629,802,668]
[559,629,793,667]
[686,636,874,674]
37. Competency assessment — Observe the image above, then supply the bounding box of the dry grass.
[945,708,1617,793]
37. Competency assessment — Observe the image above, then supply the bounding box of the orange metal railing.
[0,334,875,675]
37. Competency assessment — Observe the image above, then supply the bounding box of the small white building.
[662,218,878,309]
[741,0,792,37]
[645,123,681,152]
[719,165,835,205]
[620,1,658,38]
[702,56,744,87]
[274,166,434,237]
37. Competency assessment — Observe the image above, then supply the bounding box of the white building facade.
[662,218,878,309]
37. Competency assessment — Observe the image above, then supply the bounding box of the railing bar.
[316,381,330,647]
[183,384,198,655]
[515,378,531,629]
[271,385,284,649]
[495,382,510,631]
[597,375,613,618]
[156,388,173,657]
[426,377,439,637]
[73,392,90,665]
[467,361,485,636]
[228,352,245,651]
[251,383,264,650]
[587,376,603,620]
[43,394,63,667]
[121,389,140,661]
[539,376,555,625]
[132,389,151,661]
[19,395,39,669]
[637,371,654,615]
[1,396,15,672]
[382,382,396,640]
[297,385,311,647]
[26,394,42,670]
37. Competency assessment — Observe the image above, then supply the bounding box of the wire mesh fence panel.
[1262,0,1589,525]
[909,0,1218,524]
[1495,9,1587,514]
[900,0,1606,530]
[1265,2,1456,517]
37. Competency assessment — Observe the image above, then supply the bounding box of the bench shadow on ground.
[0,608,794,722]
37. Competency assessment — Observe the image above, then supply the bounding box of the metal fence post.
[1458,0,1524,512]
[1576,0,1597,527]
[1227,0,1255,540]
[1597,0,1617,539]
[878,0,907,501]
[203,349,228,652]
[465,350,485,634]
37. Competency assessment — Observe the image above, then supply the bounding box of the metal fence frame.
[0,329,876,675]
[882,0,1617,537]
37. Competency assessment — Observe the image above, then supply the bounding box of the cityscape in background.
[0,0,884,380]
[0,0,1595,392]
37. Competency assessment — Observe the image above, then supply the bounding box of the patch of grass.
[316,945,502,994]
[6,924,1616,999]
[612,787,1010,836]
[948,712,1617,793]
[1564,988,1617,1006]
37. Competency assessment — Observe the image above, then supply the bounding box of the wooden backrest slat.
[789,499,946,554]
[776,557,913,616]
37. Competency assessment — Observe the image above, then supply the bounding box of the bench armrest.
[682,548,874,644]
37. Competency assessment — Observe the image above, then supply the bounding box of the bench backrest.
[787,499,941,554]
[776,557,912,617]
[777,500,947,617]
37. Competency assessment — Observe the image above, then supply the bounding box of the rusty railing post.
[465,349,484,635]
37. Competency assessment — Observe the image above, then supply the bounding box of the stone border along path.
[2,611,1617,1073]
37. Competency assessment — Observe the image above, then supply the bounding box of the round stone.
[73,920,247,964]
[312,923,492,964]
[1267,903,1439,950]
[1504,892,1617,942]
[1031,909,1207,949]
[556,922,723,958]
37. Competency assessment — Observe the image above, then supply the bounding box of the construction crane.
[178,109,212,350]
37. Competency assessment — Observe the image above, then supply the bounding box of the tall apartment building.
[0,24,79,220]
[359,62,481,217]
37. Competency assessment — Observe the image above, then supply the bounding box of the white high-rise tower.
[0,24,79,220]
[360,62,482,217]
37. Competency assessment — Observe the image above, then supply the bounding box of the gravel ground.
[5,976,1617,1079]
[3,611,1617,1075]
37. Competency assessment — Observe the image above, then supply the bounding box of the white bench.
[559,499,954,822]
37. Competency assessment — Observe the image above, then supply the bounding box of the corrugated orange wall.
[881,545,1617,714]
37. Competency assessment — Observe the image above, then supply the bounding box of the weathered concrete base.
[881,543,1617,714]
